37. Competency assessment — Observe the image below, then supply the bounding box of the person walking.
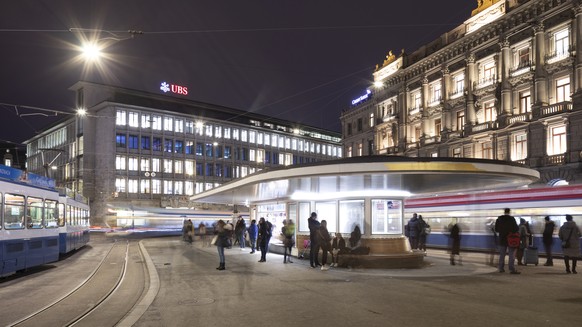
[235,216,246,250]
[185,219,193,244]
[214,220,230,270]
[516,218,530,266]
[406,213,421,250]
[449,221,462,265]
[495,208,520,274]
[248,219,258,254]
[418,215,430,253]
[559,214,581,274]
[282,219,295,263]
[308,212,321,268]
[258,217,271,262]
[198,222,207,247]
[542,216,555,266]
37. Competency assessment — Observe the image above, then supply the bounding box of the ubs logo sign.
[160,81,188,96]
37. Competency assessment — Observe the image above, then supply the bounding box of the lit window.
[556,77,571,103]
[152,116,162,130]
[141,114,151,128]
[205,125,213,137]
[215,126,222,138]
[249,131,256,143]
[548,125,567,155]
[128,157,138,171]
[140,158,150,171]
[163,180,173,194]
[554,28,569,56]
[163,159,173,173]
[456,111,465,131]
[163,117,173,131]
[152,158,161,172]
[174,181,184,195]
[152,179,161,194]
[175,119,183,133]
[242,130,248,142]
[140,180,150,194]
[174,160,183,174]
[185,121,194,134]
[434,119,441,137]
[484,101,496,122]
[224,128,231,139]
[369,113,375,127]
[128,179,138,193]
[513,133,527,160]
[519,91,531,113]
[116,110,126,126]
[115,178,126,192]
[116,155,126,170]
[128,112,139,127]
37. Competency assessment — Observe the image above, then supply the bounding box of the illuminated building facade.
[25,82,342,222]
[341,0,582,184]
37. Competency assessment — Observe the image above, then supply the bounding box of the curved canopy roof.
[189,156,540,205]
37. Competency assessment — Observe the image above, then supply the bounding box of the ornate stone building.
[341,0,582,184]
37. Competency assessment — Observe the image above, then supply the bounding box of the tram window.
[4,194,25,229]
[27,197,44,229]
[68,205,74,226]
[58,203,65,226]
[45,200,58,228]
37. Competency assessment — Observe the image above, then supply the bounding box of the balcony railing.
[539,102,572,118]
[544,153,566,166]
[427,97,442,107]
[408,107,421,115]
[475,75,496,89]
[471,121,496,133]
[507,112,531,124]
[545,48,573,64]
[422,135,441,145]
[509,60,534,77]
[449,89,464,99]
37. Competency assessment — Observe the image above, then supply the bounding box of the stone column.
[500,38,512,115]
[573,4,582,95]
[533,22,548,107]
[442,66,452,132]
[465,53,477,126]
[422,76,430,138]
[398,86,408,151]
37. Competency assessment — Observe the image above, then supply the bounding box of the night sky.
[1,0,476,145]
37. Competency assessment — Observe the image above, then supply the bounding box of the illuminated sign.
[352,89,372,105]
[160,81,188,96]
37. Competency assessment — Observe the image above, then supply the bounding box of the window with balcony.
[431,83,441,104]
[412,91,421,109]
[434,119,441,137]
[519,91,531,113]
[456,111,465,131]
[556,77,571,103]
[517,47,530,68]
[554,28,569,56]
[452,73,465,96]
[548,125,567,155]
[484,101,496,122]
[512,133,527,161]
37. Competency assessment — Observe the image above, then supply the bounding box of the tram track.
[7,240,143,327]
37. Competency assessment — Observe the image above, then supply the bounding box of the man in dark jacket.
[308,212,321,268]
[495,208,520,274]
[542,216,555,266]
[406,213,421,250]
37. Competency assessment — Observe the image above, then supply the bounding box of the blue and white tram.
[0,164,89,277]
[404,185,582,254]
[58,191,90,254]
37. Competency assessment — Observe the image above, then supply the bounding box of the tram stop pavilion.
[189,156,539,268]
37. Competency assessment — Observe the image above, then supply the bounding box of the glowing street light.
[81,41,102,61]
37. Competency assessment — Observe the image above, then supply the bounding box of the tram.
[404,185,582,254]
[0,164,89,277]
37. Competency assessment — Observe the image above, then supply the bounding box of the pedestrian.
[248,219,258,254]
[487,219,498,266]
[317,220,334,270]
[542,216,555,266]
[449,221,462,265]
[258,217,271,262]
[406,213,421,250]
[516,218,530,266]
[214,220,230,270]
[331,232,347,267]
[495,208,520,274]
[308,212,321,268]
[558,214,581,274]
[185,219,193,244]
[182,219,188,241]
[235,216,246,250]
[198,222,207,247]
[418,214,430,253]
[282,219,295,263]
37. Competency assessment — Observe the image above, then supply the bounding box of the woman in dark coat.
[316,220,333,270]
[542,216,555,266]
[559,214,581,274]
[214,220,229,270]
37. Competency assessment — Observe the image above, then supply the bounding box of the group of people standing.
[496,208,581,274]
[405,213,431,253]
